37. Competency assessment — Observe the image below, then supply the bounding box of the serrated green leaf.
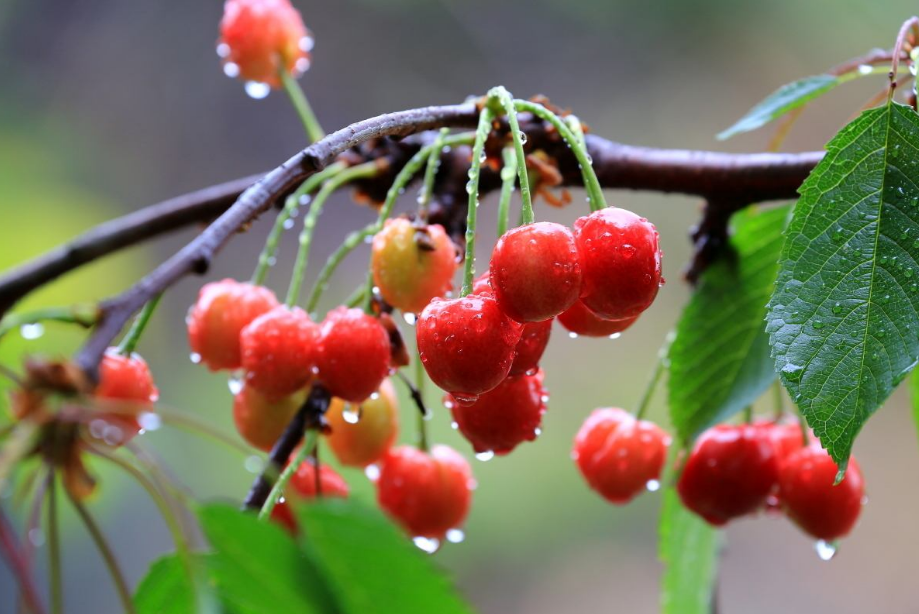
[669,204,789,441]
[659,488,720,614]
[768,102,919,476]
[297,499,474,614]
[197,504,337,614]
[717,74,839,140]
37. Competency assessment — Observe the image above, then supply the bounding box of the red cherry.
[756,420,806,512]
[573,208,662,320]
[325,378,399,467]
[509,319,552,376]
[471,273,494,296]
[233,384,306,452]
[372,218,458,313]
[489,222,581,322]
[572,408,670,504]
[677,424,780,526]
[240,306,319,400]
[91,350,159,445]
[416,295,522,402]
[376,445,473,539]
[219,0,310,88]
[270,500,298,534]
[316,307,391,403]
[290,458,350,499]
[448,370,548,455]
[558,299,638,337]
[187,279,279,371]
[778,446,864,541]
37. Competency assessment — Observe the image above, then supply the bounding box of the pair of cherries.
[677,421,865,542]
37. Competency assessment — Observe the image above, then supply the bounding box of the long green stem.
[362,132,476,312]
[286,162,380,307]
[0,304,98,342]
[259,429,319,521]
[418,128,450,219]
[306,223,377,314]
[344,285,367,309]
[514,99,607,212]
[47,475,62,614]
[460,107,495,297]
[634,333,674,421]
[67,492,136,614]
[415,356,429,452]
[497,147,516,237]
[279,70,325,143]
[490,88,533,225]
[117,294,161,355]
[251,162,347,286]
[565,114,587,149]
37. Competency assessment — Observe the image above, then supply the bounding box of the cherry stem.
[279,69,325,144]
[772,379,784,420]
[565,114,587,149]
[0,505,46,614]
[890,17,919,101]
[514,99,607,212]
[362,132,476,312]
[286,161,381,307]
[306,222,377,315]
[743,405,753,423]
[117,293,161,356]
[259,428,320,520]
[496,146,516,237]
[396,367,430,452]
[251,162,348,287]
[0,304,98,342]
[634,333,674,421]
[418,128,450,220]
[490,87,533,226]
[67,490,137,614]
[47,473,63,614]
[460,106,495,297]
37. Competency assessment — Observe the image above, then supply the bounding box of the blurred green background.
[2,0,918,612]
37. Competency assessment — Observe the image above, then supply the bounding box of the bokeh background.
[1,0,918,612]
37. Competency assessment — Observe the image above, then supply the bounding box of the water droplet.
[365,464,381,481]
[832,302,843,314]
[608,332,622,340]
[244,81,271,99]
[28,528,45,547]
[299,36,315,52]
[465,180,475,194]
[403,312,417,326]
[216,43,231,58]
[228,375,244,395]
[568,332,579,339]
[475,451,495,462]
[646,479,661,492]
[343,405,360,424]
[295,58,311,73]
[446,528,465,544]
[413,536,440,554]
[19,323,44,340]
[814,539,837,561]
[782,363,804,381]
[518,131,528,145]
[244,455,265,474]
[138,412,161,431]
[189,352,202,364]
[450,421,459,430]
[223,62,240,78]
[812,321,825,330]
[858,64,874,75]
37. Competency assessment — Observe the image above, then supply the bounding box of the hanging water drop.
[413,536,440,554]
[190,352,202,364]
[223,62,240,78]
[646,479,661,492]
[343,405,361,424]
[446,529,465,544]
[228,375,244,395]
[364,464,381,481]
[244,81,271,99]
[814,539,837,561]
[216,43,231,58]
[403,312,417,326]
[244,455,265,474]
[138,412,162,432]
[475,450,495,462]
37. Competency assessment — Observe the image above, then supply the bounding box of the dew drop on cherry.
[815,539,837,561]
[475,451,495,462]
[446,528,465,544]
[244,81,271,99]
[413,536,440,554]
[364,464,381,481]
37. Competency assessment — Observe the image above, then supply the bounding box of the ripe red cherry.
[219,0,310,88]
[416,294,522,402]
[558,299,638,337]
[376,445,473,539]
[573,208,662,320]
[91,350,159,445]
[489,222,581,322]
[448,370,547,455]
[325,378,399,467]
[316,307,391,403]
[757,419,806,511]
[572,408,670,504]
[471,273,551,376]
[187,279,279,371]
[778,446,864,541]
[233,385,306,452]
[240,306,319,400]
[372,218,458,313]
[290,458,351,499]
[677,424,780,526]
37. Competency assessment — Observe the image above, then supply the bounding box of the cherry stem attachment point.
[117,293,161,356]
[460,106,495,297]
[279,69,326,144]
[634,332,674,421]
[490,87,533,225]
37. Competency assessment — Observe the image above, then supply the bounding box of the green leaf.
[197,504,337,614]
[768,102,919,476]
[659,488,720,614]
[669,204,789,441]
[297,499,474,614]
[134,556,195,614]
[717,74,839,140]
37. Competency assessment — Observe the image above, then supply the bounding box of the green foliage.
[134,501,473,614]
[668,204,789,442]
[659,488,720,614]
[768,102,919,476]
[297,500,474,614]
[717,74,839,140]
